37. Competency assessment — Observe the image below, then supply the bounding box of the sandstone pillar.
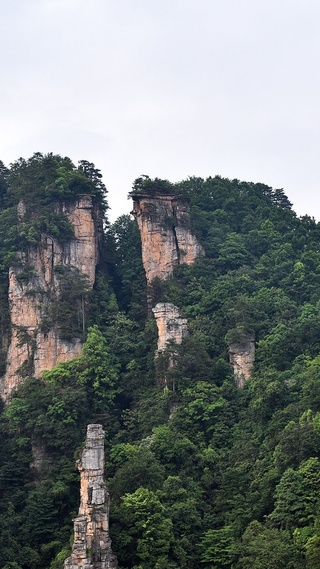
[152,303,188,353]
[64,424,117,569]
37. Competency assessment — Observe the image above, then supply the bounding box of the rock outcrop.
[228,334,255,388]
[152,303,188,353]
[131,194,203,284]
[152,303,188,390]
[64,424,117,569]
[1,196,98,401]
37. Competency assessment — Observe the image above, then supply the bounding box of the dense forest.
[1,154,320,568]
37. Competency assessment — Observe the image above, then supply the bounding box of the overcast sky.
[1,0,320,221]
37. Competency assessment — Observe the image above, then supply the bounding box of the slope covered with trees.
[1,159,320,568]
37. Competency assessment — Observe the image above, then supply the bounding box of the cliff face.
[131,194,203,283]
[1,196,98,401]
[228,335,255,388]
[64,424,117,569]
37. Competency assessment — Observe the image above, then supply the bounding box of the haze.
[1,0,320,221]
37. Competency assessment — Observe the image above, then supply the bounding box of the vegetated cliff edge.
[132,190,255,384]
[1,195,99,401]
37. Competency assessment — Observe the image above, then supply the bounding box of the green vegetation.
[0,153,108,354]
[2,167,320,568]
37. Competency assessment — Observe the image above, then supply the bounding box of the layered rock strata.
[64,424,117,569]
[131,194,203,283]
[228,334,255,388]
[1,196,98,401]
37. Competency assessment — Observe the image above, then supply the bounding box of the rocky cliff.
[131,193,203,283]
[64,424,117,569]
[228,334,255,388]
[1,196,98,401]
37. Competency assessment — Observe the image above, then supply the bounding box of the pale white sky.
[1,0,320,220]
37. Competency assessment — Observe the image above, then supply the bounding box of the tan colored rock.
[131,194,203,283]
[228,335,255,388]
[152,303,188,353]
[1,196,98,401]
[152,303,188,391]
[64,424,117,569]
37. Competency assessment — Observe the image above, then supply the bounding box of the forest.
[1,154,320,568]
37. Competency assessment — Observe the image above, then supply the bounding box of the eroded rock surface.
[131,194,203,283]
[152,303,188,353]
[229,335,255,388]
[1,196,98,401]
[64,424,117,569]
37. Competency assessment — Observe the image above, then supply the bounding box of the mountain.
[0,155,320,568]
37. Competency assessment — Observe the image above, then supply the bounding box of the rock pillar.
[152,303,188,390]
[152,303,188,353]
[64,424,117,569]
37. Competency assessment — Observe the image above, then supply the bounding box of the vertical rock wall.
[1,196,98,401]
[228,334,255,388]
[64,424,117,569]
[131,194,203,283]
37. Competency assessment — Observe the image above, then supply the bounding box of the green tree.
[117,487,174,569]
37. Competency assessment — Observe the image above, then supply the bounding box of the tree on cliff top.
[6,152,108,210]
[130,175,174,196]
[2,165,320,569]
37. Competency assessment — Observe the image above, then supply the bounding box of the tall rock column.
[152,303,188,390]
[64,424,118,569]
[152,303,188,353]
[1,196,98,401]
[131,193,203,284]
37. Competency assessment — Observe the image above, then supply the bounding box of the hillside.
[1,155,320,568]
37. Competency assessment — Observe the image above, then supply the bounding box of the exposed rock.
[131,194,203,284]
[1,196,99,401]
[64,424,117,569]
[228,334,255,388]
[152,303,188,353]
[152,303,188,390]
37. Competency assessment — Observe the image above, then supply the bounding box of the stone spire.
[64,424,117,569]
[152,303,188,391]
[152,303,188,354]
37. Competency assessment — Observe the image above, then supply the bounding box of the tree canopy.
[1,166,320,568]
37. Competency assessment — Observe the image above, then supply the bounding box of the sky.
[1,0,320,221]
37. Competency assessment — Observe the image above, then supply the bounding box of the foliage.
[130,175,173,197]
[2,169,320,568]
